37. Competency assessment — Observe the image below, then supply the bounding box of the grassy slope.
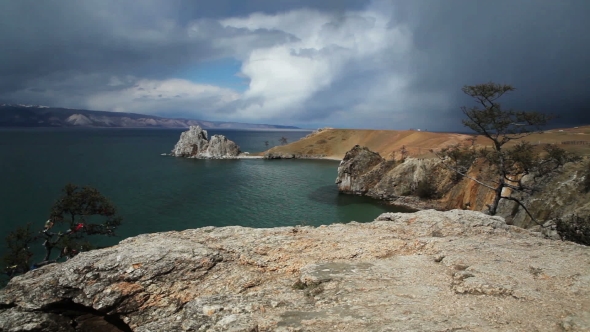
[263,126,590,160]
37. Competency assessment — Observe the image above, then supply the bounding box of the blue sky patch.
[174,58,248,92]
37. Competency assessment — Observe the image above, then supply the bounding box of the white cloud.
[81,3,448,127]
[214,3,440,125]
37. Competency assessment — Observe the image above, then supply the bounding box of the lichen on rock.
[1,209,589,331]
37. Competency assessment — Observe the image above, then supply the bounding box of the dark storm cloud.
[0,1,193,94]
[393,0,590,128]
[0,0,589,129]
[0,0,302,102]
[0,0,367,83]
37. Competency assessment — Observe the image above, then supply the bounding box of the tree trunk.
[488,149,507,215]
[43,240,53,261]
[488,176,504,215]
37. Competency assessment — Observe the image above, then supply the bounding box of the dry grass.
[261,129,474,160]
[260,125,590,160]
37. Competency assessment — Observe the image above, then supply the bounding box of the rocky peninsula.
[171,126,241,159]
[334,145,590,229]
[1,209,589,331]
[262,127,590,229]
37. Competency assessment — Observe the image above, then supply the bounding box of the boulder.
[1,210,589,331]
[335,145,384,194]
[201,135,240,158]
[170,125,209,157]
[170,126,241,159]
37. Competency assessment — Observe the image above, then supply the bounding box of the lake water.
[0,128,409,262]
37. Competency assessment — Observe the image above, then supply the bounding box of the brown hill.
[262,126,590,160]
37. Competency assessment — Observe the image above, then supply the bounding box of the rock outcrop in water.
[171,126,240,159]
[335,145,385,194]
[1,209,589,331]
[335,145,457,210]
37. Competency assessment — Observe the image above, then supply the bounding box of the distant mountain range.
[0,104,300,129]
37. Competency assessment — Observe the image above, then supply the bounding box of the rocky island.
[1,209,589,331]
[171,126,241,159]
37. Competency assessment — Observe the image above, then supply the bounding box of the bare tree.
[399,145,408,161]
[436,82,579,222]
[279,136,288,145]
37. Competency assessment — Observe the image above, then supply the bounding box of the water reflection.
[308,185,415,212]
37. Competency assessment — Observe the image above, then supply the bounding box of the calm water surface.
[0,128,409,258]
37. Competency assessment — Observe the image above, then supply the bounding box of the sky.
[1,0,589,130]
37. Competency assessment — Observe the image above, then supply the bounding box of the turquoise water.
[0,128,409,259]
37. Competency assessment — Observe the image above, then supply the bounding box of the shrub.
[398,184,412,196]
[583,162,590,193]
[1,184,122,279]
[415,180,438,200]
[555,215,590,246]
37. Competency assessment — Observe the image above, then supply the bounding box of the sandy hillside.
[263,126,590,160]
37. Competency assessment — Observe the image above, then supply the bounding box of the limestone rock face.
[170,125,209,157]
[202,135,240,158]
[170,125,240,159]
[336,145,590,227]
[335,145,384,194]
[495,161,590,227]
[1,210,589,331]
[336,145,456,209]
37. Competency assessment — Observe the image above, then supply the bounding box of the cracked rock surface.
[1,210,589,331]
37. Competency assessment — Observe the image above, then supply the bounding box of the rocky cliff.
[171,126,241,159]
[1,210,589,331]
[336,145,590,228]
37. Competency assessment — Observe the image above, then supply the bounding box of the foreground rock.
[171,126,241,159]
[1,210,589,331]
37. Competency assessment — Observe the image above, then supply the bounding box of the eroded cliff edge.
[1,210,589,331]
[336,145,590,228]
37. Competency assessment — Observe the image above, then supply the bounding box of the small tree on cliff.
[279,136,288,145]
[437,82,579,222]
[399,145,408,162]
[1,184,122,278]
